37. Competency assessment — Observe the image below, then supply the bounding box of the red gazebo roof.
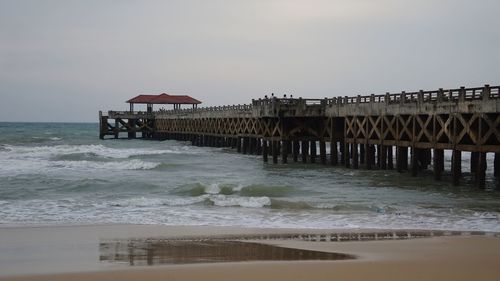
[127,93,202,104]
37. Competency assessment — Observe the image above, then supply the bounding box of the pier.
[100,85,500,187]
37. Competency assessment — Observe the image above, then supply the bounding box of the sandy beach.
[1,224,499,281]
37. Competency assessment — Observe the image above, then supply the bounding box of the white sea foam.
[209,195,271,208]
[1,144,192,159]
[111,197,165,208]
[164,196,209,206]
[0,144,186,175]
[51,159,160,170]
[2,196,500,232]
[105,193,273,209]
[0,157,160,176]
[205,183,221,194]
[110,196,209,208]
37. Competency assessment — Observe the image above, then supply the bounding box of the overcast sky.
[1,0,499,122]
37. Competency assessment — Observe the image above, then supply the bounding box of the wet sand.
[1,225,500,281]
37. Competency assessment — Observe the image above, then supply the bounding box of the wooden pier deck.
[99,85,500,187]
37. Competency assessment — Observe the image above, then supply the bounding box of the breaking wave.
[174,183,296,198]
[1,144,192,159]
[0,158,161,176]
[50,159,161,170]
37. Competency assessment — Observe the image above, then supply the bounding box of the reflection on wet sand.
[99,239,355,266]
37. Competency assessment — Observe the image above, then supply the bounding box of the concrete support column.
[376,145,382,168]
[396,146,404,172]
[387,146,394,170]
[340,140,345,165]
[262,140,268,163]
[452,150,462,186]
[433,149,444,180]
[282,140,289,164]
[421,149,432,170]
[319,140,327,165]
[272,141,279,164]
[411,147,419,177]
[476,152,487,188]
[359,144,365,165]
[114,119,119,139]
[380,145,387,170]
[243,137,249,154]
[255,138,262,155]
[287,141,292,159]
[471,152,479,174]
[365,144,374,170]
[249,138,256,155]
[203,135,208,146]
[331,141,338,166]
[344,142,350,168]
[402,147,409,170]
[301,140,309,163]
[352,143,359,169]
[494,153,500,178]
[371,145,376,167]
[127,119,136,139]
[310,141,317,163]
[231,137,237,149]
[292,140,300,162]
[237,137,242,153]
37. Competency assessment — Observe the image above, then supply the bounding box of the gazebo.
[127,93,202,112]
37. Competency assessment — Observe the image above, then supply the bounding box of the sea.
[0,122,499,232]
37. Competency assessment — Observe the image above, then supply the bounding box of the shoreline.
[1,221,498,233]
[1,224,500,280]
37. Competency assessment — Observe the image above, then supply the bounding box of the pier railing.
[152,85,499,117]
[331,85,500,105]
[108,111,154,119]
[156,104,253,116]
[104,84,499,119]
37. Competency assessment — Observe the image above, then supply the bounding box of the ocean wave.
[0,158,161,176]
[1,196,499,232]
[1,144,190,159]
[109,196,208,208]
[174,183,238,196]
[174,183,294,198]
[2,198,499,232]
[240,185,296,197]
[109,194,272,209]
[310,203,399,214]
[51,159,160,170]
[209,195,271,208]
[270,199,313,210]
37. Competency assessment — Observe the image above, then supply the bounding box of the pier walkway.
[99,85,500,187]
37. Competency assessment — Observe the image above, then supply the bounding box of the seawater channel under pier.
[100,85,500,188]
